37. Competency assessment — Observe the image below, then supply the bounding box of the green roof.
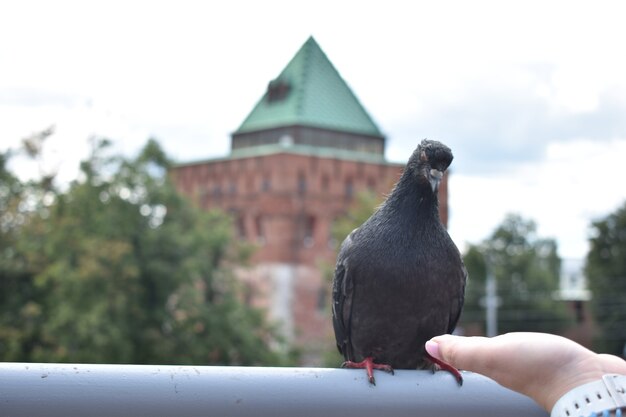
[235,36,383,137]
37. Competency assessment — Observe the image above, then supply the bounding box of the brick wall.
[172,150,450,364]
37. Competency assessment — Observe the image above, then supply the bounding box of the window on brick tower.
[345,178,354,200]
[298,172,307,195]
[236,214,246,239]
[212,184,222,199]
[303,215,315,247]
[321,174,330,193]
[367,177,376,191]
[261,175,271,192]
[255,215,265,244]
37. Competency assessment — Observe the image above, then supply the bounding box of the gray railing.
[0,362,548,417]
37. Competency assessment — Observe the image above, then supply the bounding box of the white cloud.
[449,138,626,259]
[2,0,626,260]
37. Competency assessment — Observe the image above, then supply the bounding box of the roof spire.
[235,37,382,137]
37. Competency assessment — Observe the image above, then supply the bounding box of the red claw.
[425,351,463,386]
[341,357,394,385]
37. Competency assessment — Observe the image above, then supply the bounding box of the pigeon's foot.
[425,351,463,386]
[341,357,394,385]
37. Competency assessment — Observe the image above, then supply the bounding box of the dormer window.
[266,79,290,102]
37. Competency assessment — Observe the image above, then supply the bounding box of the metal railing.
[0,362,548,417]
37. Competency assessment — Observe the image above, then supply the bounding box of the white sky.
[1,0,626,260]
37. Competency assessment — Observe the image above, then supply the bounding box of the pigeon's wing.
[447,262,468,334]
[332,229,357,360]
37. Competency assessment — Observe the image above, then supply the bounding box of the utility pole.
[485,266,498,337]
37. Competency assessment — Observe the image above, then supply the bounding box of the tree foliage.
[460,214,570,335]
[319,190,382,366]
[0,137,288,365]
[331,191,382,246]
[586,201,626,355]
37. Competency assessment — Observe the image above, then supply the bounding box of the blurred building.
[171,37,449,364]
[559,258,595,347]
[559,258,591,302]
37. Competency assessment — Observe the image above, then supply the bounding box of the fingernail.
[425,340,441,360]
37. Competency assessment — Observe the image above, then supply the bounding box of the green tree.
[331,191,381,246]
[321,191,382,366]
[0,137,288,365]
[0,150,32,358]
[0,127,58,361]
[460,214,570,335]
[586,201,626,355]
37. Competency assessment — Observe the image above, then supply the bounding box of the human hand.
[425,332,626,412]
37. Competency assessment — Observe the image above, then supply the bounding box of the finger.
[426,334,498,375]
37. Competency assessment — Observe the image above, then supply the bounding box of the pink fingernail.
[425,340,441,360]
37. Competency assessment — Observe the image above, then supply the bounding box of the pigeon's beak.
[429,169,444,193]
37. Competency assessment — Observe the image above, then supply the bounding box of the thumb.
[425,334,491,373]
[425,332,613,413]
[425,334,551,409]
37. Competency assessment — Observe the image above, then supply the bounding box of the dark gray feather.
[331,139,467,370]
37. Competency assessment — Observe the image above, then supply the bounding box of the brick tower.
[171,37,449,364]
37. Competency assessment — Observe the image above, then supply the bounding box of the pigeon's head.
[407,139,453,193]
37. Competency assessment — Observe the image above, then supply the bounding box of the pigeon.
[332,139,467,385]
